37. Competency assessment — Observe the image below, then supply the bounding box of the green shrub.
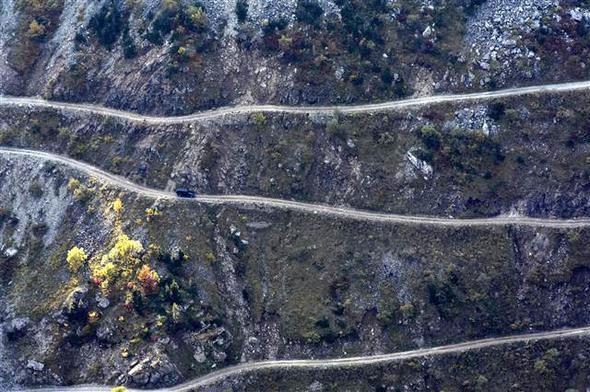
[296,0,323,26]
[88,0,124,48]
[122,27,136,58]
[419,125,442,150]
[28,181,43,198]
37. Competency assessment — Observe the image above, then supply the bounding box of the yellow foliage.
[111,387,128,392]
[106,234,143,263]
[27,19,45,39]
[92,261,117,281]
[90,232,145,293]
[68,178,80,190]
[112,198,123,214]
[253,113,267,126]
[188,5,206,27]
[88,310,100,323]
[66,246,88,273]
[145,208,161,220]
[278,34,293,48]
[67,177,94,201]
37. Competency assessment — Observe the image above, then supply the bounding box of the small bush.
[187,5,207,30]
[26,19,46,40]
[88,0,124,48]
[137,265,160,295]
[67,246,88,273]
[67,177,94,202]
[31,222,48,238]
[106,234,143,262]
[112,198,123,214]
[29,181,43,198]
[296,0,323,26]
[236,0,248,23]
[253,113,267,126]
[419,125,442,150]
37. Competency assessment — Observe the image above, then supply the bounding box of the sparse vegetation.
[10,0,64,74]
[3,1,590,387]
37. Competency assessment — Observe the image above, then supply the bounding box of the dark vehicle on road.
[175,188,197,198]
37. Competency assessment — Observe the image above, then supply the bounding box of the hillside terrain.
[198,334,590,391]
[2,90,590,218]
[1,0,590,391]
[3,156,590,389]
[1,0,590,114]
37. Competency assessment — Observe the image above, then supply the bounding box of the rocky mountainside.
[3,156,590,389]
[0,0,589,114]
[1,0,590,391]
[2,89,590,218]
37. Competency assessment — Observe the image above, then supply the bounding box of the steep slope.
[3,0,590,390]
[1,89,590,218]
[3,155,590,388]
[0,0,589,114]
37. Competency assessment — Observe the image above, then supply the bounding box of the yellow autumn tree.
[66,246,88,273]
[91,233,144,292]
[106,234,143,263]
[112,198,123,214]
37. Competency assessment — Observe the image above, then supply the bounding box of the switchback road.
[1,80,590,123]
[1,147,590,228]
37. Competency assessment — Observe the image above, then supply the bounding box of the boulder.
[62,286,89,319]
[25,360,44,372]
[5,317,30,340]
[127,353,182,387]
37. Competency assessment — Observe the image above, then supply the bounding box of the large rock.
[126,353,182,388]
[61,286,89,320]
[25,360,44,372]
[5,317,30,340]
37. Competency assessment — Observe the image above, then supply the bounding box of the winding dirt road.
[1,146,589,228]
[1,80,590,123]
[5,81,590,391]
[14,326,590,392]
